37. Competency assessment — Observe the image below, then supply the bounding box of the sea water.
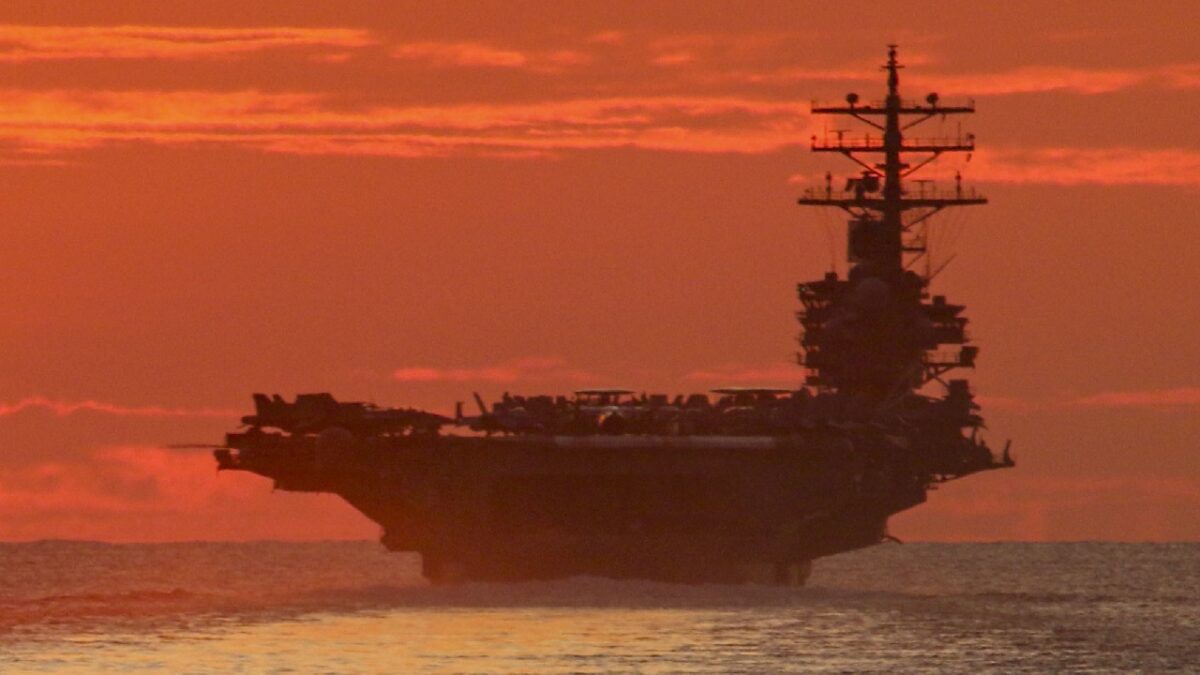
[1,542,1196,672]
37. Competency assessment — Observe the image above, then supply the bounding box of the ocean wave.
[0,541,1196,634]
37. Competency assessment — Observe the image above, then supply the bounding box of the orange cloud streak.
[0,25,373,62]
[393,357,596,384]
[0,86,1195,188]
[1069,387,1200,409]
[391,41,530,68]
[912,66,1151,96]
[0,447,375,541]
[749,62,1200,95]
[0,396,236,418]
[973,147,1200,187]
[685,363,804,384]
[973,388,1200,412]
[0,89,816,158]
[895,474,1200,541]
[388,40,590,72]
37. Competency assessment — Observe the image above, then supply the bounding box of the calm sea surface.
[0,542,1195,673]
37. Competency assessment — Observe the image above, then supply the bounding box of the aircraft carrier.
[213,46,1013,585]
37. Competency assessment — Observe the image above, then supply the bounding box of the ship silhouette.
[212,47,1013,585]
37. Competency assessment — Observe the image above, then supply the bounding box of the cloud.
[392,357,596,384]
[390,41,591,72]
[0,25,373,62]
[894,473,1200,541]
[973,147,1200,187]
[0,446,376,541]
[1068,387,1200,409]
[739,60,1200,96]
[941,63,1200,96]
[967,461,1195,543]
[973,394,1038,413]
[0,89,817,159]
[685,363,803,385]
[976,388,1200,412]
[391,41,528,68]
[4,81,1199,173]
[587,31,626,46]
[651,52,696,67]
[1162,64,1200,90]
[0,396,236,418]
[647,32,808,61]
[910,65,1149,96]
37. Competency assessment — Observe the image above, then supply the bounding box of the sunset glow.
[2,2,1198,543]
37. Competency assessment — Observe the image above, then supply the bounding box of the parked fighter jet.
[242,393,450,435]
[454,392,546,434]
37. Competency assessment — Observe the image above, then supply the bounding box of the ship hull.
[220,431,927,584]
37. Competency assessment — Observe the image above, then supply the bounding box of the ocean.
[0,542,1195,673]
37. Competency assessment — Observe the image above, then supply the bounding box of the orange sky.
[2,1,1198,543]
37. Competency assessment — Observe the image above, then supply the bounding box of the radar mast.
[797,45,985,400]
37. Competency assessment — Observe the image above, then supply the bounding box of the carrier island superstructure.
[212,47,1013,584]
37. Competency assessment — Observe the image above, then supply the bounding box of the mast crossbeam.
[812,104,975,115]
[811,138,975,153]
[797,194,986,209]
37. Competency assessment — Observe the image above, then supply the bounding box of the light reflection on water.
[1,542,1197,673]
